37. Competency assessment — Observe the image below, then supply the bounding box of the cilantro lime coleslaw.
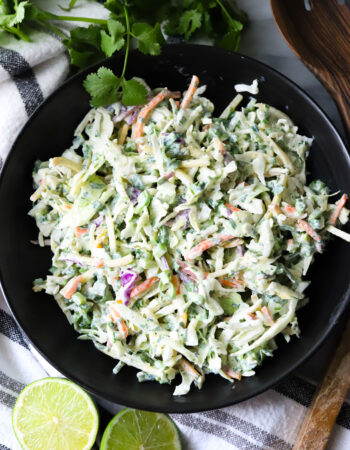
[30,76,350,396]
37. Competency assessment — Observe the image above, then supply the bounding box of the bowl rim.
[1,43,350,413]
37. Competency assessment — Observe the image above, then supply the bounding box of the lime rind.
[100,407,181,450]
[12,377,99,450]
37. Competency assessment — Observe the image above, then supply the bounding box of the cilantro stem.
[120,3,130,80]
[52,15,107,25]
[4,25,30,41]
[215,0,233,24]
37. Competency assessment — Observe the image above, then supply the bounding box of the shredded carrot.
[180,75,199,109]
[168,91,181,99]
[186,235,234,260]
[179,358,199,377]
[225,203,241,212]
[219,276,244,289]
[180,312,188,327]
[116,299,123,304]
[203,124,213,131]
[261,306,274,326]
[283,204,297,215]
[175,100,180,108]
[172,275,181,295]
[92,258,104,268]
[96,236,105,248]
[186,239,215,260]
[213,137,226,154]
[109,306,128,339]
[134,89,169,142]
[203,271,209,279]
[130,277,159,298]
[287,238,294,251]
[270,204,282,216]
[62,276,82,299]
[75,227,88,237]
[223,367,242,380]
[299,219,321,242]
[247,313,258,320]
[330,194,348,225]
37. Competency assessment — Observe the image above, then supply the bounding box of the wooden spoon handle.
[304,63,350,145]
[293,315,350,449]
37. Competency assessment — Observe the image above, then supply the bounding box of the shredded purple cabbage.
[120,270,138,305]
[225,207,232,219]
[177,209,190,229]
[161,256,169,271]
[125,108,140,125]
[176,136,185,144]
[60,257,87,268]
[30,239,50,246]
[223,152,233,165]
[164,171,174,180]
[113,106,132,123]
[178,270,191,284]
[127,186,141,204]
[93,213,104,228]
[236,245,246,257]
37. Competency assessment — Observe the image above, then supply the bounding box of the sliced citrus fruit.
[12,377,98,450]
[100,408,182,450]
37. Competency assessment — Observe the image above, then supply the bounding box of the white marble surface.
[238,0,347,385]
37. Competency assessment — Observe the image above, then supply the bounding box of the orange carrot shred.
[299,219,321,242]
[130,277,159,298]
[185,235,234,260]
[75,227,88,237]
[179,359,199,377]
[330,194,348,225]
[261,306,274,326]
[109,307,128,339]
[172,275,181,295]
[180,75,199,109]
[219,276,244,289]
[62,276,82,299]
[283,204,297,215]
[225,203,241,212]
[223,367,242,380]
[134,89,169,144]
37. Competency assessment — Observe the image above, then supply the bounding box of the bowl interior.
[0,45,349,413]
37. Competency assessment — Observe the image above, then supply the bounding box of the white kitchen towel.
[1,2,350,450]
[0,0,108,161]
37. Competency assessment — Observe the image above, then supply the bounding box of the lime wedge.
[100,408,182,450]
[12,377,98,450]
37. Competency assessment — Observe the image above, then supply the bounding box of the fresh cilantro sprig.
[0,0,247,107]
[83,3,150,108]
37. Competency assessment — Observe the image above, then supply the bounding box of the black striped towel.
[1,2,350,448]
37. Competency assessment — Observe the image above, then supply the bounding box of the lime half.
[12,377,98,450]
[100,408,182,450]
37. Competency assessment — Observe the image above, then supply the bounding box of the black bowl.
[1,44,349,413]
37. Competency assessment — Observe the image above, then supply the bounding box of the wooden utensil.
[271,1,350,448]
[270,0,350,144]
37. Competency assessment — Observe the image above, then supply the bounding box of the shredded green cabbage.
[30,79,350,395]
